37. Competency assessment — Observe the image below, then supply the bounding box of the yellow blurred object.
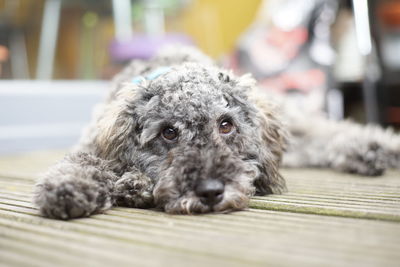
[180,0,262,58]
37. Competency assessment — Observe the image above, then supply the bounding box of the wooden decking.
[0,151,399,267]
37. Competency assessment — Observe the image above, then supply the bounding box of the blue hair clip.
[131,66,171,84]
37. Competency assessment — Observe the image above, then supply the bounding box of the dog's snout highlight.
[195,179,224,206]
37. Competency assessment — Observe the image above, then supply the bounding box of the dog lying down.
[34,46,400,219]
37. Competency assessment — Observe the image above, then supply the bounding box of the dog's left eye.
[162,127,178,141]
[219,120,234,134]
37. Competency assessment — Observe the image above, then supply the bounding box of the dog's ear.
[253,95,288,194]
[239,75,288,194]
[95,84,140,164]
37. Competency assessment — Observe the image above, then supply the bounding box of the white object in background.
[36,0,62,79]
[0,80,108,155]
[144,0,165,37]
[381,33,400,70]
[352,0,372,56]
[327,88,344,120]
[334,15,364,82]
[112,0,134,42]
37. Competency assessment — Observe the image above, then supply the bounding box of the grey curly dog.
[33,46,400,219]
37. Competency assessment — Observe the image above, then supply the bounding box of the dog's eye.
[162,127,178,141]
[219,120,234,134]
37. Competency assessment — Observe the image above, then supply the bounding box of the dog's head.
[96,63,287,214]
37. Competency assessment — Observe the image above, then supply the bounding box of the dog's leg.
[113,167,154,208]
[33,152,117,219]
[283,115,400,176]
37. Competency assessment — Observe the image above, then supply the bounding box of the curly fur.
[33,46,400,219]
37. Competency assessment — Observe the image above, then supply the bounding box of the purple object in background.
[109,33,193,61]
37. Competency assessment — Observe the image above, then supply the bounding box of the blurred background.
[0,0,399,155]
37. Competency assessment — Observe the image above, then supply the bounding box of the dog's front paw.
[331,141,386,176]
[34,165,114,219]
[114,172,154,208]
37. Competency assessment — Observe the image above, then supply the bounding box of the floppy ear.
[95,84,141,166]
[239,75,288,194]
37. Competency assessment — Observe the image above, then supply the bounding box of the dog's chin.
[162,187,250,215]
[212,185,250,213]
[163,195,210,214]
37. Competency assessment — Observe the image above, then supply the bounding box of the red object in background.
[0,45,9,62]
[259,69,325,94]
[0,45,9,76]
[379,1,400,27]
[266,27,308,60]
[386,107,400,124]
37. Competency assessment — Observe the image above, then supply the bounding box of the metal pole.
[112,0,133,42]
[352,0,380,123]
[36,0,62,79]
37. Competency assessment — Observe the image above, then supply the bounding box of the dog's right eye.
[219,120,234,135]
[162,127,178,141]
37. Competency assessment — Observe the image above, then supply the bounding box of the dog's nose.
[195,179,224,206]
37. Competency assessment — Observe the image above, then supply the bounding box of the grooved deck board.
[0,151,399,266]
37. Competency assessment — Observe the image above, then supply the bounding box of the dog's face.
[96,63,287,214]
